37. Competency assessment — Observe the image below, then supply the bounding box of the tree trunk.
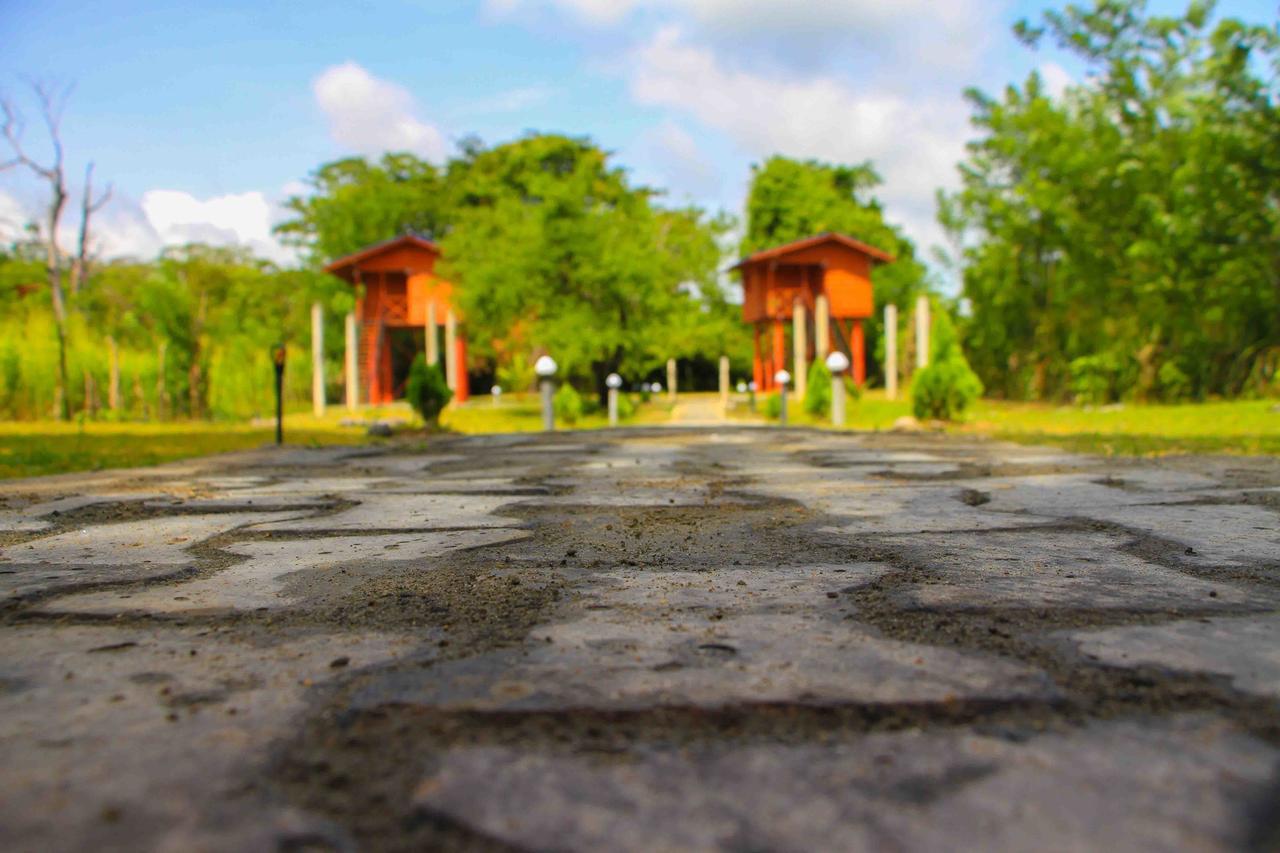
[107,335,120,410]
[156,340,168,420]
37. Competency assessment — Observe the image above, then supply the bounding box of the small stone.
[329,657,350,668]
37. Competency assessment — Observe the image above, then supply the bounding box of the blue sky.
[0,0,1274,269]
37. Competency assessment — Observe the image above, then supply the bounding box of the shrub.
[496,353,537,393]
[615,391,636,420]
[405,355,452,425]
[1157,359,1191,402]
[1069,354,1120,405]
[804,360,832,417]
[911,309,982,421]
[763,392,784,420]
[553,382,583,424]
[912,359,982,421]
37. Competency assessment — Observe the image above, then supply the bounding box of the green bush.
[1157,359,1191,402]
[1070,354,1121,405]
[405,355,452,425]
[912,359,982,421]
[554,383,584,424]
[763,392,784,420]
[615,391,636,420]
[804,360,832,416]
[911,309,982,421]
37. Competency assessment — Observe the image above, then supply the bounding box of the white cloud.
[313,61,448,160]
[2,186,298,264]
[629,27,968,253]
[489,0,994,71]
[1039,62,1073,99]
[636,119,720,198]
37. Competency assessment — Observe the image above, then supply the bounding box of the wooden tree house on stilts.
[733,232,894,394]
[325,234,470,405]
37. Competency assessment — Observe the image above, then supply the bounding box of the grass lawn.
[2,392,1275,479]
[0,395,677,479]
[731,391,1279,457]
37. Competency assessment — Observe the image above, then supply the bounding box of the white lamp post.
[747,380,757,413]
[774,369,791,426]
[825,351,851,427]
[606,372,622,426]
[491,384,502,407]
[534,355,557,431]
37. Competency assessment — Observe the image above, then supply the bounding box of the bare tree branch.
[71,160,113,293]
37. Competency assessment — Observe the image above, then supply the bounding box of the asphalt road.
[2,427,1279,851]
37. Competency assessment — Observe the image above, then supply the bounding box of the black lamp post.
[272,343,287,446]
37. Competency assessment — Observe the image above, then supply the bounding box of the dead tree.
[1,82,71,418]
[1,81,111,420]
[70,161,112,295]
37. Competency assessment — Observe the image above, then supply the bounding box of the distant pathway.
[668,392,729,425]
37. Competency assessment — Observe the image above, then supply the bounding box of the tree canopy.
[941,0,1280,401]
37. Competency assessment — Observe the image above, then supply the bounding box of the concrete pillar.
[666,358,677,402]
[344,312,358,411]
[832,376,846,427]
[814,293,830,361]
[608,388,618,426]
[793,299,808,400]
[444,309,458,392]
[718,355,730,412]
[540,380,555,431]
[916,295,930,370]
[884,303,898,400]
[426,301,439,366]
[311,302,325,418]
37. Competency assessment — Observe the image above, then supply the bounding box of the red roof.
[323,233,441,275]
[731,232,895,269]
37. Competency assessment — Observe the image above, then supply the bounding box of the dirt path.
[668,392,730,425]
[2,427,1279,850]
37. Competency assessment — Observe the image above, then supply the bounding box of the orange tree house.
[326,234,470,405]
[733,232,894,395]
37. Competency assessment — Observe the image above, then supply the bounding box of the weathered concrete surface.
[2,427,1279,852]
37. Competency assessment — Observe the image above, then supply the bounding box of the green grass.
[735,391,1279,457]
[3,392,1275,480]
[0,394,678,479]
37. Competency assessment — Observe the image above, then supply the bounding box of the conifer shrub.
[804,360,832,417]
[405,355,452,425]
[911,309,983,421]
[553,383,584,424]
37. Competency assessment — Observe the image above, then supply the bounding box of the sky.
[0,0,1274,274]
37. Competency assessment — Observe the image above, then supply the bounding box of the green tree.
[941,0,1280,401]
[276,153,449,263]
[440,134,731,400]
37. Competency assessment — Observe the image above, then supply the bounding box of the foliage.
[941,0,1280,402]
[804,360,832,416]
[440,134,737,398]
[911,310,983,421]
[404,355,452,424]
[553,382,584,425]
[496,352,537,394]
[615,390,636,420]
[763,392,784,420]
[743,156,934,387]
[276,154,450,262]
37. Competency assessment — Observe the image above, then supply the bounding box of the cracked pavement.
[2,427,1279,851]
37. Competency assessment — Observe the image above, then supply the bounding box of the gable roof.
[731,232,895,270]
[324,233,441,276]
